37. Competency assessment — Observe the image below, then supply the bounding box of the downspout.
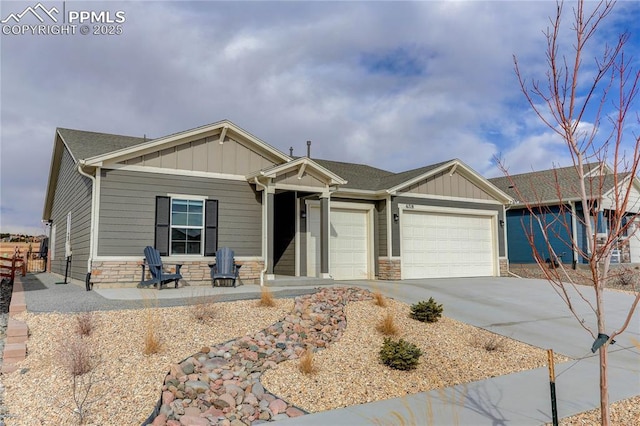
[253,177,268,286]
[77,161,97,285]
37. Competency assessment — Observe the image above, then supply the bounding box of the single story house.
[489,163,640,265]
[43,120,512,287]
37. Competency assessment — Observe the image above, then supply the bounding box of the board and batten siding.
[49,146,92,281]
[376,199,387,257]
[391,196,505,258]
[401,170,494,200]
[97,169,262,257]
[123,134,276,176]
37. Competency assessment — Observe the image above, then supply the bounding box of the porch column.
[266,189,275,279]
[320,195,330,278]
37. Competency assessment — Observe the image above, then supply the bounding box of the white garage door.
[307,205,370,280]
[401,210,495,279]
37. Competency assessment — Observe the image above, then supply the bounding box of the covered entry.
[401,207,496,279]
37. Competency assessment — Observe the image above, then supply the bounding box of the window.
[170,199,204,255]
[155,196,218,256]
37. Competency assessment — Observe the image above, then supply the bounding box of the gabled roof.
[57,128,147,162]
[83,120,291,166]
[248,157,347,186]
[489,163,629,205]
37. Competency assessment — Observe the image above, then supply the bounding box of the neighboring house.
[490,163,640,265]
[42,120,512,287]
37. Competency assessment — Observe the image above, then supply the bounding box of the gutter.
[253,177,268,286]
[77,161,97,280]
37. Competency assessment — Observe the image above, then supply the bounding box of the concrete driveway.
[274,277,640,425]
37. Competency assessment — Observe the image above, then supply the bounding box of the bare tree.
[501,1,640,424]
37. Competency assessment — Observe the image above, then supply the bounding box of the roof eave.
[84,120,291,167]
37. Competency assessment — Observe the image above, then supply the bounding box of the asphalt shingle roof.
[57,128,148,161]
[56,126,458,192]
[489,163,624,204]
[313,158,453,191]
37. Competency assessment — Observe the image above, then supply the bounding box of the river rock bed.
[152,286,371,426]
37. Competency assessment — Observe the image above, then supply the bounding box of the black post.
[547,349,559,426]
[63,255,71,284]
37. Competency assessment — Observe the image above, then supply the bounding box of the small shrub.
[372,291,387,307]
[298,349,316,375]
[75,312,93,337]
[59,335,93,376]
[379,337,422,371]
[410,298,443,323]
[617,268,637,287]
[257,286,276,307]
[376,311,398,336]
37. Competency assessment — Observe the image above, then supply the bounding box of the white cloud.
[1,0,638,232]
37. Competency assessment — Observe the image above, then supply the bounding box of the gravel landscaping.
[1,279,637,425]
[2,286,574,425]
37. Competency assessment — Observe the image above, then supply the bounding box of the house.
[42,120,512,287]
[489,163,640,266]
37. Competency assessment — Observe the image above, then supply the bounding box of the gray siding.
[124,133,277,175]
[98,169,262,257]
[391,196,505,257]
[376,199,387,257]
[50,146,92,281]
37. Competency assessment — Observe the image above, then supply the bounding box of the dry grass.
[74,312,93,337]
[58,335,93,377]
[470,334,507,352]
[376,311,398,335]
[142,293,162,355]
[189,291,218,323]
[298,349,317,375]
[372,291,388,307]
[257,286,276,307]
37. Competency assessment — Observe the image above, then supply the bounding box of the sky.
[1,0,639,235]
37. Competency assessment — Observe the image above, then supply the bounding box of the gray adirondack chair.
[209,247,241,287]
[138,246,182,289]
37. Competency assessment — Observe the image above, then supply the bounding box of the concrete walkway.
[16,273,640,425]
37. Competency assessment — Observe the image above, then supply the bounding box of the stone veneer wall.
[90,260,263,288]
[378,257,401,280]
[499,258,509,277]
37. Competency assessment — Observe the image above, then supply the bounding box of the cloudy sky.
[1,0,639,234]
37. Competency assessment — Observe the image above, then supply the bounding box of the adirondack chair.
[209,247,241,287]
[138,246,183,290]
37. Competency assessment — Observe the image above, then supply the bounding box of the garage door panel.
[309,206,370,280]
[402,210,494,279]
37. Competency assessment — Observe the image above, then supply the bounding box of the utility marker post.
[547,349,558,426]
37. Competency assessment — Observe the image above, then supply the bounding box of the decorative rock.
[185,380,210,394]
[179,415,209,426]
[162,391,175,405]
[218,393,237,409]
[183,407,202,417]
[152,287,373,425]
[285,407,305,417]
[151,413,167,426]
[181,362,195,375]
[268,399,287,415]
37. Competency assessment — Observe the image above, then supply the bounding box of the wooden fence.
[0,254,26,283]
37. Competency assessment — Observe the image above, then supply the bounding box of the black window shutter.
[204,199,218,256]
[155,196,170,256]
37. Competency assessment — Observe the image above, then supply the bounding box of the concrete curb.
[2,276,28,374]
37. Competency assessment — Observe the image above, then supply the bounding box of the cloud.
[1,0,638,232]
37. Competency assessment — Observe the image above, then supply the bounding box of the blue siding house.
[490,164,640,266]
